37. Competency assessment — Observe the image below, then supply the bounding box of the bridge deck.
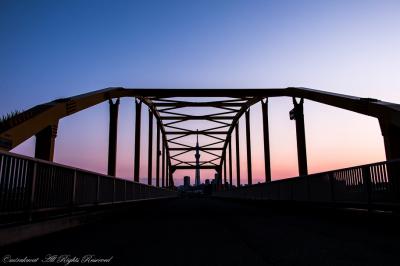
[3,197,399,266]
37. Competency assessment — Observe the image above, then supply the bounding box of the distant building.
[184,176,191,187]
[214,173,220,185]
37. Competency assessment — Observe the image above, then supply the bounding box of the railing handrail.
[0,150,168,191]
[216,156,400,212]
[0,150,178,225]
[233,158,400,189]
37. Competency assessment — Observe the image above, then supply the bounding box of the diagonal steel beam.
[218,97,262,173]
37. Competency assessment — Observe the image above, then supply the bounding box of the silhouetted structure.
[184,176,191,187]
[195,129,201,186]
[2,87,400,190]
[1,87,400,227]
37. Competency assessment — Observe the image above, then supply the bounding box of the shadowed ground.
[2,197,399,266]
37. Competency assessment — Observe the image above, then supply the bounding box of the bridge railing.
[215,159,400,210]
[0,150,177,224]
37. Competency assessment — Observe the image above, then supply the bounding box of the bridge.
[1,87,400,265]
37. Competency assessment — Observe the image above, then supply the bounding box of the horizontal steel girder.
[160,116,235,120]
[2,86,400,153]
[172,165,218,170]
[169,147,223,151]
[165,131,228,135]
[155,102,245,107]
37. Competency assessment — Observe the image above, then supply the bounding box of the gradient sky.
[1,0,400,185]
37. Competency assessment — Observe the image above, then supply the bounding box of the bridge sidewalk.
[2,197,399,266]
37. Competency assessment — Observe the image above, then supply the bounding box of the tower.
[195,129,201,186]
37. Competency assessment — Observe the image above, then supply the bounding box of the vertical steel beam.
[380,118,400,161]
[156,122,160,187]
[169,166,174,187]
[166,144,173,187]
[168,158,173,187]
[290,98,308,176]
[107,98,119,176]
[148,109,153,185]
[229,137,233,188]
[166,159,170,187]
[162,138,165,187]
[223,153,227,187]
[35,122,58,161]
[379,118,400,199]
[261,99,272,182]
[165,153,169,188]
[235,123,241,187]
[134,99,142,182]
[245,109,252,185]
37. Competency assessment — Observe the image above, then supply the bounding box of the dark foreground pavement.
[2,197,399,266]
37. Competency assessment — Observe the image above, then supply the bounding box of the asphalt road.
[2,197,399,266]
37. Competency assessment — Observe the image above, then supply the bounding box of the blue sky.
[1,0,400,184]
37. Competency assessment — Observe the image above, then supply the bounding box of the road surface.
[2,197,399,266]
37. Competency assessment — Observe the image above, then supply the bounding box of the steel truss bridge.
[1,87,400,235]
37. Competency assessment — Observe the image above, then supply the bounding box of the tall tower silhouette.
[195,129,201,186]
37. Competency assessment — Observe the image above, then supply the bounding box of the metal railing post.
[306,175,310,202]
[328,172,335,203]
[362,166,372,210]
[28,161,37,222]
[124,180,127,201]
[96,176,100,204]
[71,169,77,212]
[113,178,116,204]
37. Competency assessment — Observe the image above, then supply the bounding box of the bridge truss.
[1,87,400,190]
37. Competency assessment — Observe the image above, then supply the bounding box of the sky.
[1,0,400,186]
